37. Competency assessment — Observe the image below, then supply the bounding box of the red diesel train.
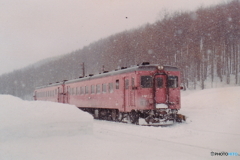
[33,63,185,125]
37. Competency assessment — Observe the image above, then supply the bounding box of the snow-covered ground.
[1,87,240,160]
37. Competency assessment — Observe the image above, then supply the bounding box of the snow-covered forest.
[0,0,239,99]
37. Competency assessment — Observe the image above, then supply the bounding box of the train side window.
[125,79,129,89]
[156,77,163,88]
[116,80,119,89]
[91,85,95,94]
[96,84,101,93]
[168,76,178,88]
[80,86,84,94]
[72,88,74,95]
[102,84,107,93]
[85,86,89,94]
[109,83,113,93]
[141,76,153,88]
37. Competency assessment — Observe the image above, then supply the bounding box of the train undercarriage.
[80,108,186,126]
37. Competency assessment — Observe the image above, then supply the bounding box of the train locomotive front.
[134,65,184,125]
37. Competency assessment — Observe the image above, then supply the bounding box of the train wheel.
[129,111,139,124]
[117,112,123,122]
[111,110,117,121]
[94,109,99,119]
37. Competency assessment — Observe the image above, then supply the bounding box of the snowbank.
[0,95,93,141]
[1,87,240,160]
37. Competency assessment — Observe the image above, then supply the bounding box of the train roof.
[35,81,65,90]
[35,64,179,89]
[65,64,178,84]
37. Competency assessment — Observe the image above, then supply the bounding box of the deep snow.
[0,87,240,160]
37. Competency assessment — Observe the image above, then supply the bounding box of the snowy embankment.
[1,87,240,160]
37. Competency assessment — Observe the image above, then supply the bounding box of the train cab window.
[168,76,178,88]
[91,85,95,94]
[109,83,113,93]
[156,77,163,88]
[141,76,153,88]
[96,84,101,93]
[116,80,119,89]
[85,86,89,94]
[125,79,129,89]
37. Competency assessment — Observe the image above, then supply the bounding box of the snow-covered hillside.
[0,87,240,160]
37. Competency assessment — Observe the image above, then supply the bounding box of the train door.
[58,86,65,103]
[130,76,135,107]
[58,87,62,103]
[33,91,37,100]
[64,86,70,104]
[124,76,130,111]
[167,76,180,107]
[154,75,167,104]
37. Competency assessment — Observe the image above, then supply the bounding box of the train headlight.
[158,66,163,70]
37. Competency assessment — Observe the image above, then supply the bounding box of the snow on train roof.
[35,64,178,89]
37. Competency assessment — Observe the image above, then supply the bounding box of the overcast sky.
[0,0,227,75]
